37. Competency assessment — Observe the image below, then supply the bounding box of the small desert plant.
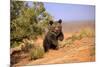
[79,30,87,39]
[63,39,73,47]
[63,34,79,45]
[21,43,34,52]
[30,46,44,60]
[90,47,95,56]
[79,28,95,39]
[59,38,73,48]
[66,39,73,45]
[71,34,80,41]
[21,38,35,52]
[85,28,95,37]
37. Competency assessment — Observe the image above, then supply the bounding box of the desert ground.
[11,21,95,67]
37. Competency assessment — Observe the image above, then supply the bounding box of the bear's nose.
[55,27,60,32]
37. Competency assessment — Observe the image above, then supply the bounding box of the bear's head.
[48,19,62,34]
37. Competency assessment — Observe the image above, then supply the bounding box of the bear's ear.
[58,19,62,24]
[49,20,53,25]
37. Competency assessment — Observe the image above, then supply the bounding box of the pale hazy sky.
[28,2,95,21]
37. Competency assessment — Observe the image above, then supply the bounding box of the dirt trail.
[14,33,95,66]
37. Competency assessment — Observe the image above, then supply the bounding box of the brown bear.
[43,19,64,52]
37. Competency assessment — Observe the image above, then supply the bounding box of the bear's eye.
[56,24,62,29]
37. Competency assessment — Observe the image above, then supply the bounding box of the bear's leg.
[43,43,50,52]
[43,39,50,52]
[57,32,64,41]
[50,44,59,50]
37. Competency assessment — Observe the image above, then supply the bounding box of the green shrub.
[11,1,52,47]
[11,41,20,48]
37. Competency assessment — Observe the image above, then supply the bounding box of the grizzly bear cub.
[43,19,64,52]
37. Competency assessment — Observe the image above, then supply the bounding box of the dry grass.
[30,46,45,60]
[61,28,95,47]
[79,28,95,38]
